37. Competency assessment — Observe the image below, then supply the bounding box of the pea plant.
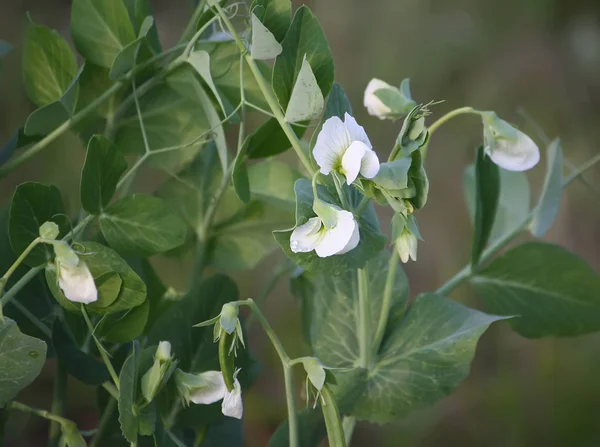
[0,0,599,446]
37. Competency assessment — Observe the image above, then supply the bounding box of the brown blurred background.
[1,0,600,445]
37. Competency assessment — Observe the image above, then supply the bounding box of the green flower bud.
[390,105,431,161]
[39,221,59,241]
[219,303,239,335]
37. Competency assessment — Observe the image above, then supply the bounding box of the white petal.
[58,262,98,304]
[343,113,372,148]
[189,371,227,405]
[313,116,351,174]
[341,141,369,184]
[396,235,410,263]
[222,380,243,419]
[156,341,171,361]
[363,78,393,119]
[487,131,540,171]
[336,219,360,254]
[408,234,418,262]
[314,210,357,257]
[360,149,380,179]
[290,217,323,253]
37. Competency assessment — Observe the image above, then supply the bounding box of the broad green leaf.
[119,341,140,442]
[472,242,600,338]
[46,241,147,315]
[250,13,283,60]
[246,118,306,159]
[530,139,563,237]
[123,0,162,54]
[81,135,128,214]
[114,67,213,172]
[157,146,295,270]
[464,165,530,242]
[0,317,47,406]
[76,63,116,118]
[187,50,226,114]
[138,401,156,436]
[8,182,68,267]
[97,300,150,343]
[274,179,386,276]
[0,129,40,168]
[109,16,154,79]
[252,0,291,42]
[471,146,500,267]
[248,160,301,210]
[284,56,324,123]
[232,144,251,204]
[268,369,367,447]
[100,195,188,257]
[22,16,78,107]
[71,0,136,68]
[272,6,334,111]
[52,321,110,386]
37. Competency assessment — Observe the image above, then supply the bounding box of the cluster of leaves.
[0,0,599,446]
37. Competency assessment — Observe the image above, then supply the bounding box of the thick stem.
[357,268,371,368]
[7,401,74,427]
[0,237,41,298]
[212,2,315,175]
[48,360,68,447]
[372,250,399,352]
[81,306,120,389]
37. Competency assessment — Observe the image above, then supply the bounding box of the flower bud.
[364,78,416,120]
[219,303,239,335]
[156,341,171,362]
[301,357,326,392]
[392,213,422,264]
[39,221,59,241]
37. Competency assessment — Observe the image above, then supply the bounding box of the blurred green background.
[1,0,600,445]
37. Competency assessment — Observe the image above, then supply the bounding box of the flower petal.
[313,116,351,174]
[486,131,540,171]
[341,141,369,184]
[363,78,393,119]
[360,148,380,179]
[222,380,243,419]
[314,210,357,257]
[344,113,372,148]
[336,218,360,254]
[290,217,323,253]
[189,371,227,405]
[58,261,98,304]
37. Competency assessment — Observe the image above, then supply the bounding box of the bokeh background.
[1,0,600,445]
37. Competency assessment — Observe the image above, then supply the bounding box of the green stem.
[427,106,479,136]
[89,397,117,447]
[372,250,399,352]
[320,385,346,447]
[332,173,350,210]
[9,300,52,338]
[182,13,221,59]
[0,237,41,299]
[49,360,68,447]
[357,268,371,368]
[102,382,119,400]
[354,195,370,215]
[178,0,207,45]
[81,306,120,389]
[212,1,315,175]
[7,401,74,427]
[0,266,43,308]
[436,152,600,296]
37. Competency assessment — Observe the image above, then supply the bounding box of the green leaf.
[530,139,563,237]
[245,118,306,159]
[272,6,334,111]
[22,16,78,107]
[109,16,154,79]
[0,317,47,406]
[97,300,150,343]
[252,0,291,42]
[52,321,110,385]
[250,13,283,60]
[248,159,301,210]
[464,165,530,243]
[100,195,188,257]
[114,66,213,172]
[76,63,116,118]
[71,0,136,68]
[0,129,41,168]
[274,179,386,276]
[8,182,67,267]
[284,56,324,123]
[232,144,251,204]
[123,0,162,55]
[138,401,156,436]
[187,50,226,114]
[472,242,600,338]
[471,146,500,267]
[309,82,352,150]
[81,135,128,214]
[46,241,147,315]
[119,341,140,442]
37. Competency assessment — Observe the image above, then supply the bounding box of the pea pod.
[218,330,236,391]
[320,384,345,447]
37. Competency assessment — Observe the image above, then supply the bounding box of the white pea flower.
[290,200,359,258]
[53,241,97,304]
[156,341,172,362]
[221,379,243,419]
[313,113,380,185]
[395,229,418,263]
[364,78,393,118]
[176,369,243,419]
[481,112,540,171]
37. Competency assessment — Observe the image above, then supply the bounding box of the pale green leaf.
[109,16,154,79]
[472,242,600,338]
[252,0,291,42]
[530,139,563,237]
[187,50,226,114]
[0,317,47,406]
[251,13,283,60]
[284,56,324,123]
[119,341,140,442]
